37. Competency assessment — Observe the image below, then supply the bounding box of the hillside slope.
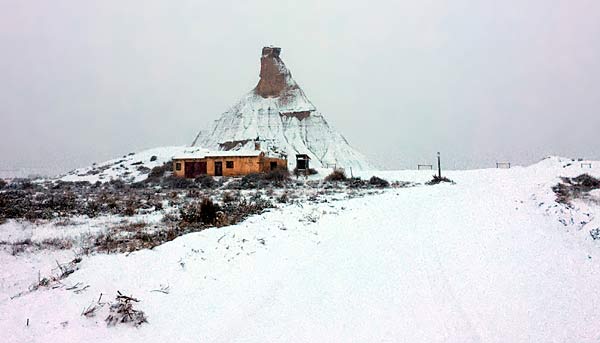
[59,146,188,184]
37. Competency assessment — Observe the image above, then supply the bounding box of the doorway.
[214,161,223,176]
[184,161,207,178]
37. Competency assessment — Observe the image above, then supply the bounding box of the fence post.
[437,152,441,178]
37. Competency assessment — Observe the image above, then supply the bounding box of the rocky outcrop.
[255,47,291,98]
[192,47,372,170]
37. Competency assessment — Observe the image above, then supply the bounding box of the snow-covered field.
[2,157,600,342]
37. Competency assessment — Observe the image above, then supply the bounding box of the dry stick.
[66,282,81,290]
[74,285,90,294]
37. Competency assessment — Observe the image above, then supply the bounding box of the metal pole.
[437,152,441,178]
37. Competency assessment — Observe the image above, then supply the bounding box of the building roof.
[173,149,264,160]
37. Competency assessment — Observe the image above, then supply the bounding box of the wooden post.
[437,152,441,178]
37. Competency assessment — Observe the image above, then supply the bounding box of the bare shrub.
[264,167,290,182]
[553,174,600,204]
[221,191,239,203]
[38,238,73,250]
[200,198,219,225]
[195,175,216,189]
[27,257,82,292]
[137,166,151,174]
[293,168,318,176]
[146,162,172,181]
[345,177,367,188]
[123,205,136,216]
[325,169,347,182]
[221,198,273,225]
[161,176,196,189]
[105,292,147,327]
[369,176,390,188]
[161,212,179,223]
[278,192,289,203]
[10,239,32,255]
[239,173,263,189]
[0,179,6,189]
[114,221,147,233]
[426,175,454,185]
[180,198,220,225]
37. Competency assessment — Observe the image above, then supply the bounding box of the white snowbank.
[2,156,600,342]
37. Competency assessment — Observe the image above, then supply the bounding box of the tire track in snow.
[413,189,483,343]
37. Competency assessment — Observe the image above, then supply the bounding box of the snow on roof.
[173,149,264,160]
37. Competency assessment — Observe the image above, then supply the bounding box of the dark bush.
[148,166,165,179]
[108,179,127,190]
[293,168,318,176]
[195,175,216,188]
[179,198,220,225]
[123,205,136,216]
[6,178,35,190]
[240,173,263,189]
[426,175,454,185]
[572,174,600,189]
[264,167,290,181]
[553,174,600,204]
[220,198,273,224]
[0,179,6,189]
[137,166,151,174]
[179,203,202,223]
[369,176,390,188]
[150,155,158,162]
[325,169,347,182]
[161,176,196,189]
[590,228,600,240]
[278,192,289,203]
[346,177,367,188]
[199,198,219,225]
[222,191,239,203]
[552,183,570,204]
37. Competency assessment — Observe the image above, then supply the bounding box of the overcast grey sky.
[1,0,599,175]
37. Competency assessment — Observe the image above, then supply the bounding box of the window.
[226,161,234,169]
[175,162,182,171]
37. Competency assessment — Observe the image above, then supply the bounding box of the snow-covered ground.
[2,157,600,342]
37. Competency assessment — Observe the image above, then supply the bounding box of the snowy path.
[2,168,600,342]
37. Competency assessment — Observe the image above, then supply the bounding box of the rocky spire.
[193,46,372,170]
[254,46,296,98]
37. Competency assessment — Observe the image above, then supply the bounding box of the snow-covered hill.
[3,157,600,342]
[192,47,372,171]
[59,147,188,184]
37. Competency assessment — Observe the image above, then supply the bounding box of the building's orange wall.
[173,155,287,178]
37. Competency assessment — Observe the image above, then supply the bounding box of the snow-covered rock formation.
[192,47,372,170]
